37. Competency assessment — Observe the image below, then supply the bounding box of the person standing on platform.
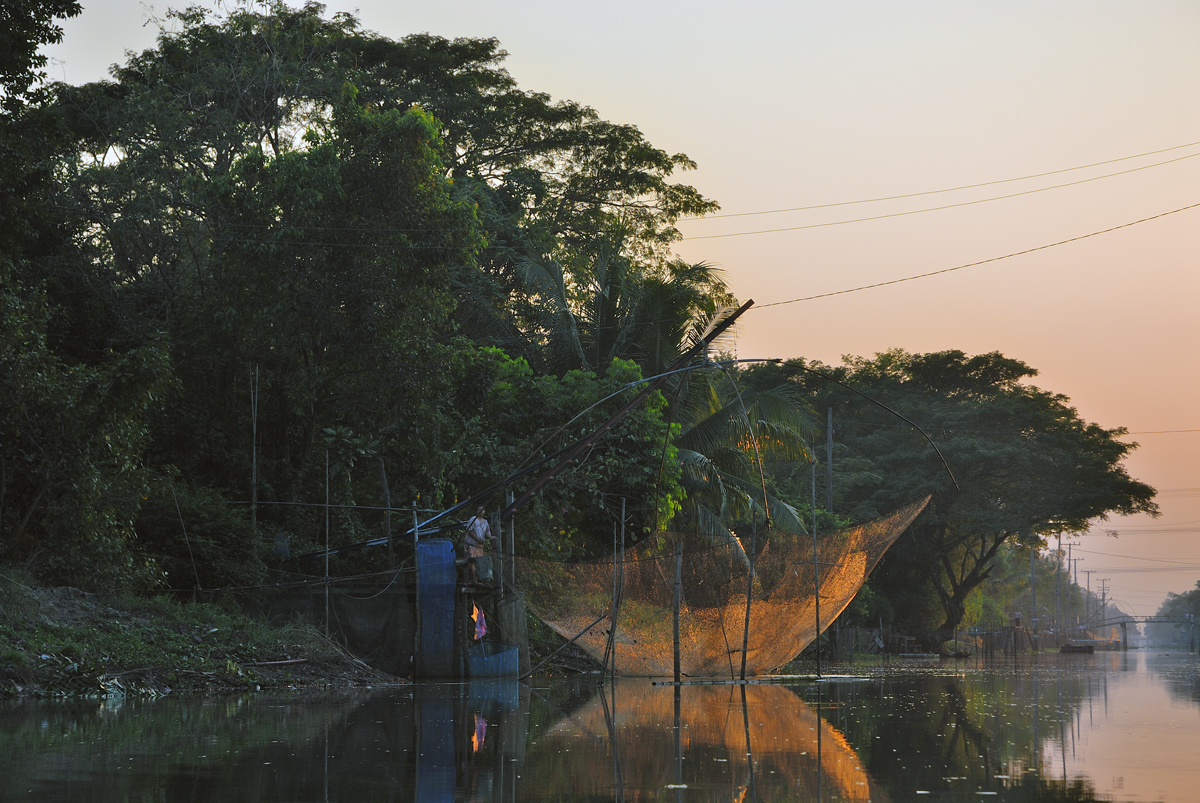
[465,505,493,584]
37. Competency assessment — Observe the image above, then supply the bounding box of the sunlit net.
[516,497,929,676]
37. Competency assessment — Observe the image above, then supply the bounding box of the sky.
[43,0,1200,618]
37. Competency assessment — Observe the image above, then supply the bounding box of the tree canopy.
[742,350,1157,647]
[0,0,1157,638]
[1,2,727,590]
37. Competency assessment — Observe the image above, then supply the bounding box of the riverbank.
[0,571,399,697]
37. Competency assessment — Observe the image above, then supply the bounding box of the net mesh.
[515,497,929,676]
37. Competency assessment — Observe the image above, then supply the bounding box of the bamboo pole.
[673,539,682,684]
[812,457,821,677]
[380,459,393,569]
[740,513,756,680]
[324,450,330,639]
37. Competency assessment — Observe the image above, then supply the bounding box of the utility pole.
[1030,548,1038,634]
[1082,570,1095,628]
[825,407,834,513]
[1070,553,1082,629]
[1055,533,1062,634]
[1099,579,1109,624]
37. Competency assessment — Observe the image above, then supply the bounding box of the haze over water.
[3,652,1198,801]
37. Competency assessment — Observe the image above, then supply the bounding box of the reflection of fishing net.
[516,498,928,676]
[525,680,889,803]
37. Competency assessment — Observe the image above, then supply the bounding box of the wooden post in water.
[673,538,682,684]
[324,450,330,639]
[250,364,258,534]
[617,498,625,679]
[811,457,821,677]
[740,513,756,680]
[673,684,683,803]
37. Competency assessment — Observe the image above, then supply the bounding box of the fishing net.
[515,497,929,676]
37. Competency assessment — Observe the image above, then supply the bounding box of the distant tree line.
[0,2,1155,650]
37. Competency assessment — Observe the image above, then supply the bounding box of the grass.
[0,568,392,697]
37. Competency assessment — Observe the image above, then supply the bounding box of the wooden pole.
[506,490,515,588]
[673,538,682,684]
[324,450,330,639]
[610,521,618,680]
[617,498,624,681]
[380,459,393,569]
[1055,533,1062,635]
[740,513,756,680]
[825,406,833,512]
[251,364,258,534]
[812,457,821,677]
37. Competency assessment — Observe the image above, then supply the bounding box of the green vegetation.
[0,570,383,696]
[1147,581,1200,646]
[1,1,1156,663]
[742,351,1156,649]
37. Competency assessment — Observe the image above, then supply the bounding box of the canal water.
[2,650,1197,802]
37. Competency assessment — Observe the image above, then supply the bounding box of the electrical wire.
[680,152,1200,240]
[755,201,1200,308]
[1073,547,1200,567]
[681,139,1200,220]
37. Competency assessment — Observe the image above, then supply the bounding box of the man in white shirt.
[465,505,493,584]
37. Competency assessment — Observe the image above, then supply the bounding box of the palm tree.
[667,350,816,542]
[514,231,734,376]
[515,234,816,541]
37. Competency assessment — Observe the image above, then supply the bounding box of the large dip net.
[515,497,929,676]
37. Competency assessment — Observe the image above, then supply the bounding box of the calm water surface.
[2,650,1197,802]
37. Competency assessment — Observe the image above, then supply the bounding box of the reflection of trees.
[934,681,993,776]
[816,667,1098,800]
[0,692,375,801]
[1144,652,1200,708]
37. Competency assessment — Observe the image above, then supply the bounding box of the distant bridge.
[1094,616,1194,627]
[1090,615,1196,650]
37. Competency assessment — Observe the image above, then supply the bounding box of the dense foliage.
[1148,582,1200,646]
[1,1,1156,656]
[0,2,742,590]
[742,350,1156,647]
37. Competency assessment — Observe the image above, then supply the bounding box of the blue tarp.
[469,642,519,678]
[417,539,456,677]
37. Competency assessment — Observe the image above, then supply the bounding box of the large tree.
[14,2,714,585]
[743,350,1157,648]
[0,0,184,588]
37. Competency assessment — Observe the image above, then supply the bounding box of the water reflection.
[526,679,884,802]
[1,651,1197,801]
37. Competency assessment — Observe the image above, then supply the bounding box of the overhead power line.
[755,201,1200,309]
[679,152,1200,240]
[682,138,1200,221]
[1074,547,1200,566]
